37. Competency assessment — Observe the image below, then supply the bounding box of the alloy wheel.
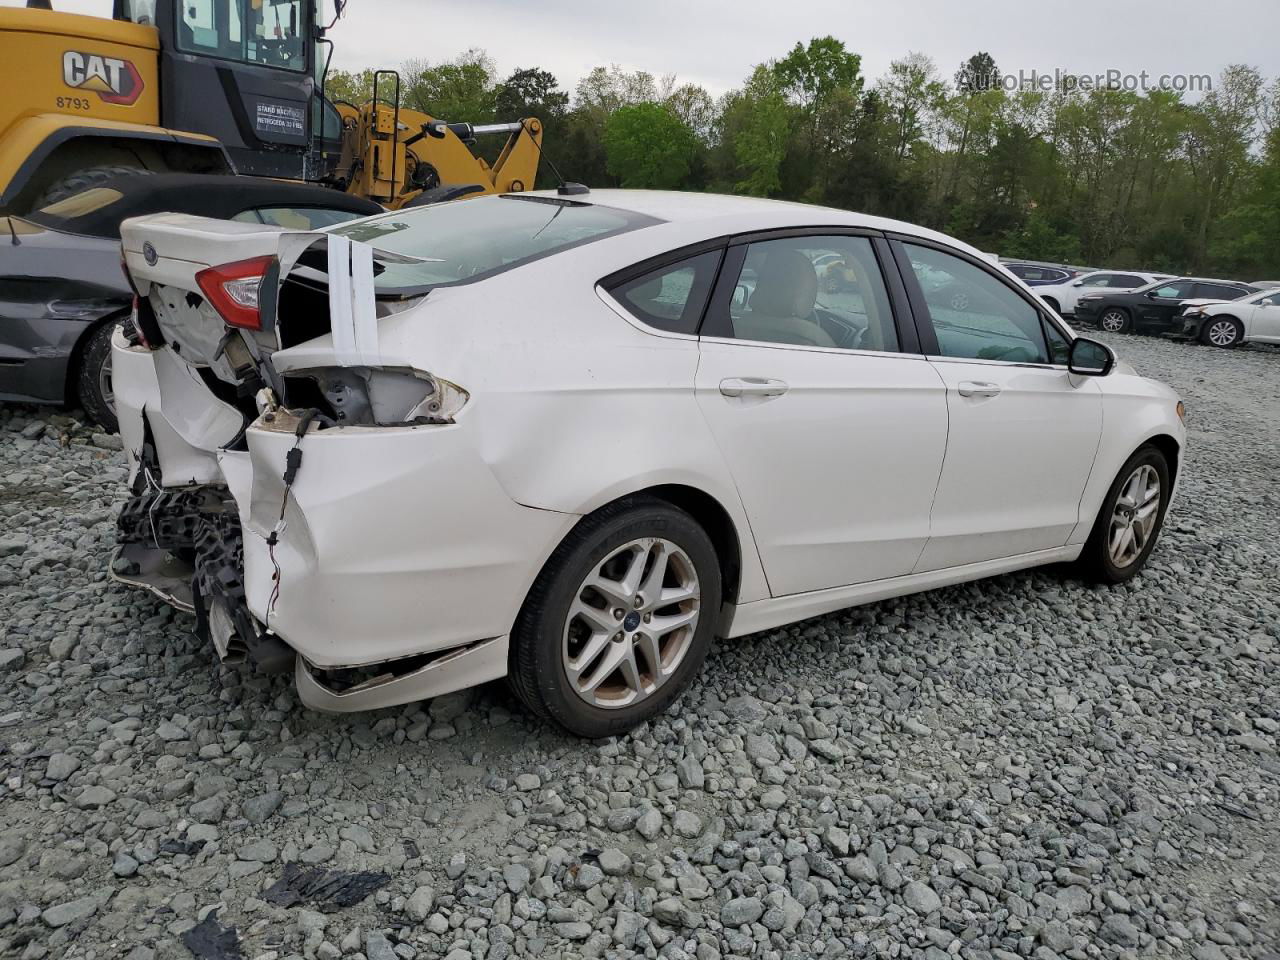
[98,351,115,414]
[1100,310,1127,333]
[562,537,700,709]
[1108,464,1161,568]
[1206,319,1239,347]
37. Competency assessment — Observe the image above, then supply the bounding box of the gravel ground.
[1,332,1278,960]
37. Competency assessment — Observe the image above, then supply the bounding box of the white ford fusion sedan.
[111,190,1186,737]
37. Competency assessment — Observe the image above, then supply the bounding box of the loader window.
[116,0,158,24]
[178,0,305,72]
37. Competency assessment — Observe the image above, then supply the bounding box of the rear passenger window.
[1195,283,1244,300]
[608,251,721,335]
[719,235,899,352]
[1109,274,1143,287]
[903,243,1048,364]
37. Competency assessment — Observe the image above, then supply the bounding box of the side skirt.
[722,545,1082,639]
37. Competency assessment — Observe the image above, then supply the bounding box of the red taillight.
[195,255,274,331]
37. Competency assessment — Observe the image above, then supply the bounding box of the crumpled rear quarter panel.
[233,416,578,668]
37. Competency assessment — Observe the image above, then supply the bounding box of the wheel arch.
[523,482,750,637]
[638,483,744,608]
[63,308,130,406]
[1202,314,1243,343]
[1068,396,1186,547]
[0,118,232,214]
[1143,433,1181,488]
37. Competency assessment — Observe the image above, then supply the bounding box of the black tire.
[1076,445,1171,584]
[1098,307,1131,334]
[77,320,121,433]
[1042,296,1061,316]
[1199,315,1243,348]
[32,164,151,210]
[508,495,721,738]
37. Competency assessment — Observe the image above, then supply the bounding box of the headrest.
[750,249,817,318]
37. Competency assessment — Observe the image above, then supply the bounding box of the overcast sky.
[11,0,1277,99]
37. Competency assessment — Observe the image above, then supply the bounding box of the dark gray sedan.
[1,174,382,430]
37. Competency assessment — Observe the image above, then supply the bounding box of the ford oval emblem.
[142,241,157,266]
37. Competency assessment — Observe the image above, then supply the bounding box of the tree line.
[326,40,1280,280]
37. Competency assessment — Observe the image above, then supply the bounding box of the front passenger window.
[903,243,1048,364]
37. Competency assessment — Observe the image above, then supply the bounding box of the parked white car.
[111,190,1186,737]
[1036,270,1170,317]
[1172,288,1280,347]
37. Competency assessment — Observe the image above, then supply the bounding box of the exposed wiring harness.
[264,409,322,630]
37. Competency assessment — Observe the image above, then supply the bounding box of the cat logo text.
[62,51,144,106]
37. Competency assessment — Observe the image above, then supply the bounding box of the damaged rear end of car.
[110,212,559,711]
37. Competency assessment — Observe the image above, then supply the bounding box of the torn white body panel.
[234,410,577,669]
[113,326,238,487]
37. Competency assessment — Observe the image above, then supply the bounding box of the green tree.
[402,49,497,122]
[323,68,378,106]
[495,67,569,122]
[717,66,793,196]
[955,52,1000,94]
[1183,65,1264,269]
[603,103,697,188]
[877,53,946,162]
[772,36,863,115]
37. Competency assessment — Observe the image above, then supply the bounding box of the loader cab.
[112,0,340,181]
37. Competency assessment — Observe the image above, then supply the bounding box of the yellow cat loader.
[0,0,543,214]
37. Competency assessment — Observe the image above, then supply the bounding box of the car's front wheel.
[1077,445,1171,584]
[509,496,720,738]
[1099,308,1131,333]
[1201,316,1243,348]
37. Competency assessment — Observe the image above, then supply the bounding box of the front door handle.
[719,377,789,398]
[957,381,1001,398]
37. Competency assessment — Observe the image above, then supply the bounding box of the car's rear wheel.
[1077,445,1170,584]
[1042,296,1061,315]
[77,319,122,433]
[1201,316,1243,348]
[509,496,720,738]
[1099,308,1130,333]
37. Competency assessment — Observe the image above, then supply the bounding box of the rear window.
[331,195,661,295]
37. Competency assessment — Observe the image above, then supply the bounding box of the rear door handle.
[957,381,1001,398]
[719,377,789,398]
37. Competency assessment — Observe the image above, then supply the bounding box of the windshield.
[331,195,662,295]
[178,0,307,72]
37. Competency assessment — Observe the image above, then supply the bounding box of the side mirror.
[1072,280,1084,287]
[1068,337,1115,377]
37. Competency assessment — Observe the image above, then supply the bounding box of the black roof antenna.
[521,120,589,197]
